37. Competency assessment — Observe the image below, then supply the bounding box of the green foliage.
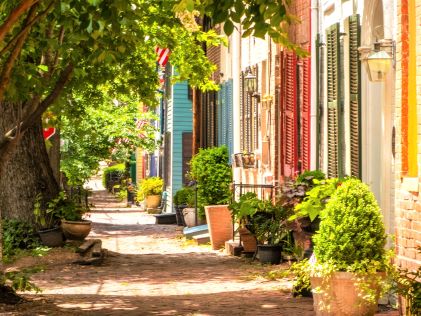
[1,267,43,293]
[389,248,421,315]
[60,94,158,185]
[249,200,291,245]
[116,189,128,202]
[174,0,308,56]
[3,220,41,261]
[138,177,164,200]
[280,170,326,212]
[189,146,232,218]
[290,259,312,297]
[313,179,387,272]
[33,194,61,230]
[173,187,195,207]
[296,170,326,185]
[228,192,260,226]
[102,163,127,191]
[291,178,341,222]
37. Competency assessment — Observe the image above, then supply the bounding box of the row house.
[155,0,419,284]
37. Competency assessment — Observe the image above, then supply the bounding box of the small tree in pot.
[310,178,389,316]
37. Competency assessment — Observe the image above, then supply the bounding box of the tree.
[0,0,222,224]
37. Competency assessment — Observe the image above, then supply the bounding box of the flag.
[155,47,170,67]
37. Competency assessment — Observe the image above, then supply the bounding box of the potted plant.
[189,146,232,248]
[228,192,260,253]
[56,191,92,241]
[310,178,389,316]
[173,186,194,226]
[251,200,291,264]
[138,177,164,209]
[33,194,64,247]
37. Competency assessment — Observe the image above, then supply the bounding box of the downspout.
[310,0,319,170]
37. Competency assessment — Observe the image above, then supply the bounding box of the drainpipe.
[310,0,319,170]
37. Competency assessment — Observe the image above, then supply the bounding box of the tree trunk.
[0,108,59,222]
[47,128,61,185]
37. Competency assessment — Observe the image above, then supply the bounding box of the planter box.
[205,205,233,250]
[310,272,383,316]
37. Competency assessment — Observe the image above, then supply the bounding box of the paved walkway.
[2,178,397,315]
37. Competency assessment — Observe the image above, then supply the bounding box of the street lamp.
[359,39,394,82]
[244,67,260,101]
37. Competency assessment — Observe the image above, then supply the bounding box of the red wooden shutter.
[300,56,311,171]
[282,51,298,178]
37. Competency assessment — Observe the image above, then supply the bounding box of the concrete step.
[183,224,208,239]
[193,233,210,245]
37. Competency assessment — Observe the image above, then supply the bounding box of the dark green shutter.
[226,79,234,162]
[240,72,245,152]
[326,23,342,178]
[348,15,361,178]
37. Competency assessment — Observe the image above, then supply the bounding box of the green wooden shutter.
[326,23,342,178]
[226,79,234,161]
[300,56,311,171]
[348,15,361,178]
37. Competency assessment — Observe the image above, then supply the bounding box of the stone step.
[193,233,210,245]
[183,224,208,239]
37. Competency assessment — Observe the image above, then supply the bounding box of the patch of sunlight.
[57,303,138,311]
[261,304,279,309]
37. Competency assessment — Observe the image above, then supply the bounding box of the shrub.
[102,163,127,191]
[3,220,41,260]
[313,178,387,271]
[173,187,194,207]
[137,177,163,200]
[189,146,232,218]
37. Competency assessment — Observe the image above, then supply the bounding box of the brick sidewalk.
[3,183,398,315]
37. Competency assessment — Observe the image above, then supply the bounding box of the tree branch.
[0,0,39,44]
[20,63,74,131]
[0,1,56,58]
[0,5,37,101]
[0,63,73,161]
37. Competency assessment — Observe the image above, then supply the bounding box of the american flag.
[155,47,170,67]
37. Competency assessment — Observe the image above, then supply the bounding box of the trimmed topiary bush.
[189,146,232,219]
[313,178,387,271]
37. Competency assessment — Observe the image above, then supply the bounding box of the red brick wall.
[394,0,421,272]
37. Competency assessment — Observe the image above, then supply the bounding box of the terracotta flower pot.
[145,194,161,208]
[310,271,384,316]
[61,220,92,241]
[238,227,257,252]
[205,205,233,250]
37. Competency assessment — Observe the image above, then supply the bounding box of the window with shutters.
[281,51,298,178]
[326,23,344,178]
[348,15,361,178]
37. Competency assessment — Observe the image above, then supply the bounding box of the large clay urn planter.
[61,220,92,241]
[182,208,206,227]
[205,205,233,250]
[38,227,64,247]
[310,272,383,316]
[145,194,161,208]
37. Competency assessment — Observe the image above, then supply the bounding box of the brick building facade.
[394,0,421,272]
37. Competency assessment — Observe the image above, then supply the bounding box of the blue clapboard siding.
[171,81,192,198]
[218,79,234,162]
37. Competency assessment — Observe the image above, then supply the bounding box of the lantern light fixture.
[244,67,261,101]
[359,39,395,82]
